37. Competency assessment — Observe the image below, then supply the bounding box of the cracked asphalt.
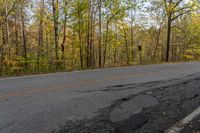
[0,62,200,133]
[56,75,200,133]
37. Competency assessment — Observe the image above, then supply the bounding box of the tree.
[61,0,68,63]
[98,0,102,68]
[20,0,27,65]
[163,0,197,62]
[52,0,59,67]
[0,0,200,76]
[38,0,45,69]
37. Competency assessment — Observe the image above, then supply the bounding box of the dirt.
[181,116,200,133]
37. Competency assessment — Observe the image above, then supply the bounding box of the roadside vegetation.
[0,0,200,76]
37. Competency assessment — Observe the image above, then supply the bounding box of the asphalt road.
[0,62,200,133]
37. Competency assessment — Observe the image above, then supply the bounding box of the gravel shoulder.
[181,116,200,133]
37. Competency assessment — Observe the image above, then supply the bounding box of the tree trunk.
[89,4,95,68]
[153,25,161,61]
[77,2,84,69]
[5,0,11,63]
[123,26,129,65]
[52,0,59,68]
[61,0,68,69]
[130,25,134,63]
[130,10,135,64]
[20,3,27,67]
[166,13,172,62]
[103,20,109,67]
[71,30,75,70]
[38,0,44,70]
[1,27,5,67]
[15,17,19,56]
[98,0,102,68]
[86,0,91,68]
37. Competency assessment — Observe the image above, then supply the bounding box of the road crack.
[54,74,200,133]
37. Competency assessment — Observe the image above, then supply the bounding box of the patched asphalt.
[109,95,159,122]
[55,75,200,133]
[1,62,200,133]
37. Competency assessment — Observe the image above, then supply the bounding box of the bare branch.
[173,0,183,9]
[0,0,18,26]
[174,5,194,13]
[172,10,192,21]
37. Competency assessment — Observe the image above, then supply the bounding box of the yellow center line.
[0,72,161,101]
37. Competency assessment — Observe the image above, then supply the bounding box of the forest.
[0,0,200,76]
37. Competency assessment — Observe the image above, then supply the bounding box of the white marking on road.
[165,106,200,133]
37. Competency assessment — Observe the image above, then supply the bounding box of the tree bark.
[38,0,44,69]
[1,27,5,67]
[20,3,27,64]
[77,1,84,69]
[153,25,161,61]
[15,17,19,56]
[123,25,129,65]
[103,20,109,67]
[86,0,91,68]
[166,13,172,62]
[98,0,102,68]
[52,0,59,68]
[62,0,67,62]
[5,0,11,62]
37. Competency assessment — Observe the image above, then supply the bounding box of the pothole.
[115,113,148,133]
[109,95,159,122]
